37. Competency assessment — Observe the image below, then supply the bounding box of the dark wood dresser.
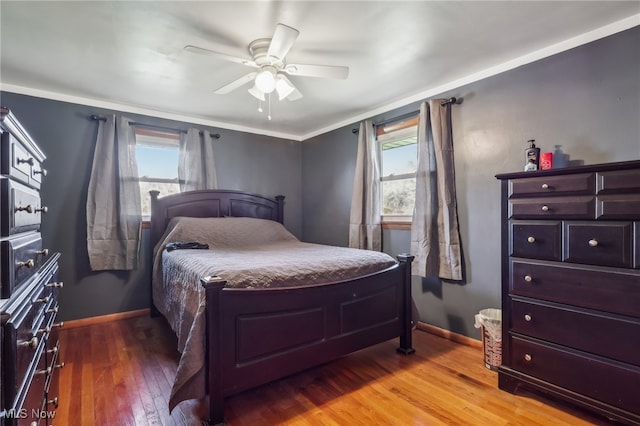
[496,160,640,425]
[1,107,64,425]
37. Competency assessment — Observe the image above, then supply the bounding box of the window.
[135,128,181,218]
[378,116,418,221]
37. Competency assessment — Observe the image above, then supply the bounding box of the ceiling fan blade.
[267,23,300,61]
[214,72,257,94]
[185,45,257,68]
[284,63,349,80]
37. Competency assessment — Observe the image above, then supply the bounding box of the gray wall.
[1,27,638,329]
[301,27,640,340]
[0,93,302,321]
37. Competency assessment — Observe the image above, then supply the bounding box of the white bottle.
[524,159,538,171]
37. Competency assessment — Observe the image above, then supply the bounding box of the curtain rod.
[440,97,458,106]
[352,97,460,134]
[89,115,221,139]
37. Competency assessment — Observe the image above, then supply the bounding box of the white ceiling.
[1,1,638,141]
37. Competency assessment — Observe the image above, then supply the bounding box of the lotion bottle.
[525,139,540,169]
[524,159,538,171]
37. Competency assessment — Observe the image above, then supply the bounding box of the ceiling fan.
[185,23,349,105]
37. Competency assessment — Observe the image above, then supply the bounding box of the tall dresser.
[1,107,64,425]
[496,160,640,425]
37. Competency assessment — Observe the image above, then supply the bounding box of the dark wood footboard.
[201,255,415,425]
[149,189,415,425]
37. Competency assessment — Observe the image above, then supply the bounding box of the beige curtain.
[349,120,382,251]
[86,115,142,270]
[178,128,218,191]
[410,100,462,280]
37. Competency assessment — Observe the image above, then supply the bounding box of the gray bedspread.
[151,216,397,411]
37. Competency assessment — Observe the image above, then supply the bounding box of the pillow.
[162,216,298,249]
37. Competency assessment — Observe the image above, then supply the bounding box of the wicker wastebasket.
[474,308,502,370]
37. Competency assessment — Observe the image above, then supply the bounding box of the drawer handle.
[541,183,549,189]
[588,239,599,247]
[47,306,60,314]
[19,258,35,269]
[34,168,48,176]
[34,295,51,305]
[46,281,64,289]
[524,354,532,362]
[541,205,549,212]
[36,206,48,214]
[41,322,64,333]
[19,336,39,349]
[527,236,536,243]
[48,346,59,355]
[48,396,60,408]
[37,248,50,257]
[15,204,33,213]
[17,157,35,166]
[524,314,532,322]
[524,275,533,283]
[54,362,65,370]
[35,366,52,376]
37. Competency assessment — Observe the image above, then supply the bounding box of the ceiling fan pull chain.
[258,99,263,113]
[267,93,272,121]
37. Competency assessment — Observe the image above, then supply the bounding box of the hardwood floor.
[55,315,617,425]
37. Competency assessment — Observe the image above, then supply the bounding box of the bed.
[149,189,415,425]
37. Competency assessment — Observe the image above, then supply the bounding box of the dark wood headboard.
[149,189,285,250]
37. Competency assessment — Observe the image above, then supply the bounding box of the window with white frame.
[378,117,418,221]
[135,128,181,218]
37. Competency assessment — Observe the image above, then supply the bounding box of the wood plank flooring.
[54,315,618,425]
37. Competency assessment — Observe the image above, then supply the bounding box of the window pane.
[382,178,416,215]
[381,139,417,177]
[136,144,179,179]
[139,181,180,217]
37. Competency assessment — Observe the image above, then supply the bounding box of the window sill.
[381,221,412,231]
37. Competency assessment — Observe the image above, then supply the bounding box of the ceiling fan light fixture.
[275,74,295,100]
[255,66,277,93]
[248,84,265,101]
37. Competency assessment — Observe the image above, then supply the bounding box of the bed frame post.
[275,195,285,224]
[396,253,415,355]
[201,275,227,426]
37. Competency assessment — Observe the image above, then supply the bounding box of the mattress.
[151,216,397,411]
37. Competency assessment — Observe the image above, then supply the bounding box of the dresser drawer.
[564,222,633,268]
[9,342,48,426]
[1,132,35,188]
[509,335,640,413]
[510,260,640,318]
[509,173,595,198]
[597,168,640,194]
[597,194,640,220]
[509,196,595,219]
[2,256,59,409]
[3,285,49,405]
[1,233,49,298]
[510,221,562,261]
[511,298,640,365]
[1,178,44,236]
